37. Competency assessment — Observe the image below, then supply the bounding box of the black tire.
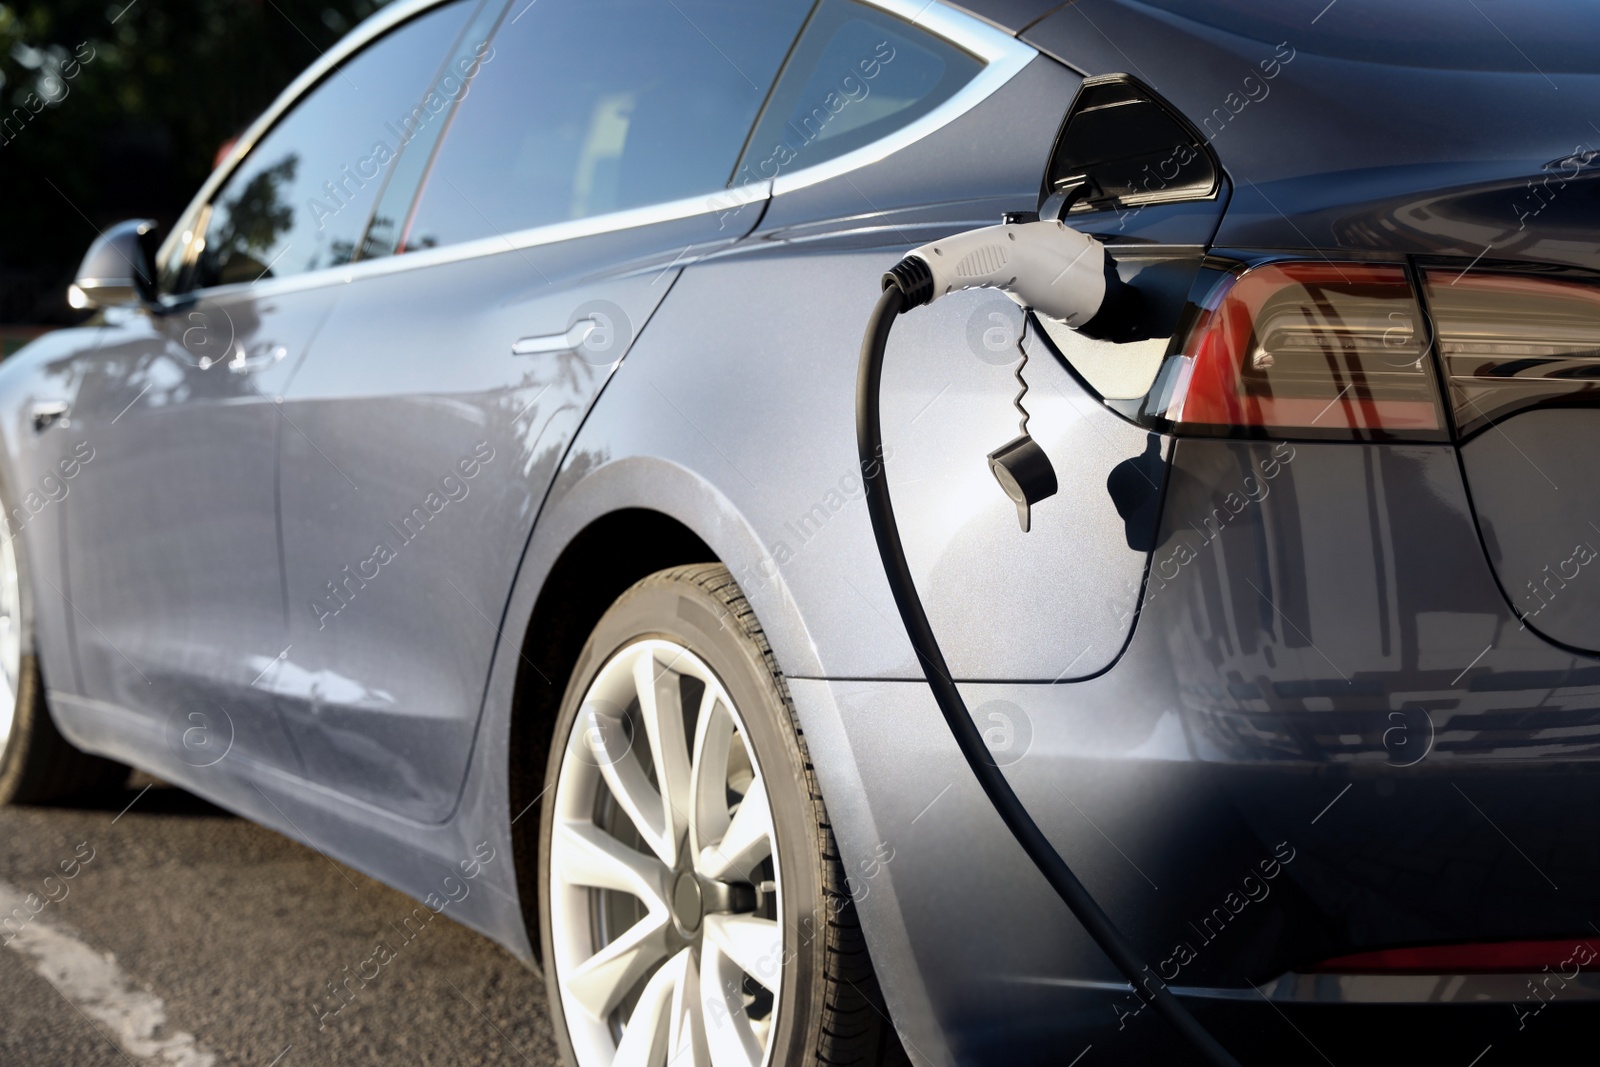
[0,517,126,805]
[0,654,126,805]
[537,564,908,1067]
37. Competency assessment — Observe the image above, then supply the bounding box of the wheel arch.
[507,505,716,954]
[502,454,826,958]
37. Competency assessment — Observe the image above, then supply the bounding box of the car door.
[60,0,477,773]
[270,0,812,821]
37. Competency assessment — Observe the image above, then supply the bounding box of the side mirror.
[68,219,158,310]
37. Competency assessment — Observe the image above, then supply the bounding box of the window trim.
[158,0,1035,305]
[178,180,775,303]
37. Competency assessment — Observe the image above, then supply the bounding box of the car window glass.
[359,0,510,260]
[194,0,476,288]
[734,0,982,188]
[401,0,812,251]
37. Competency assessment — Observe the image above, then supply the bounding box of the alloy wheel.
[549,638,784,1067]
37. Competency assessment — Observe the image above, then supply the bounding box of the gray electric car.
[5,0,1600,1062]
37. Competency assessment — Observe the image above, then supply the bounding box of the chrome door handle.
[512,318,597,356]
[31,400,69,432]
[228,343,287,374]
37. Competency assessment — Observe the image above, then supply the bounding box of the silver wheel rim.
[550,638,784,1067]
[0,533,20,750]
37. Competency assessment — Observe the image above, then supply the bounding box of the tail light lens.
[1311,939,1598,974]
[1147,262,1448,440]
[1420,268,1600,437]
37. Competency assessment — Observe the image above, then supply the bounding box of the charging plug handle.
[897,219,1109,326]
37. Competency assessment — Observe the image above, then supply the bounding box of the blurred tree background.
[0,0,391,328]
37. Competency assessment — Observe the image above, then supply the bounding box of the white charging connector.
[903,219,1110,327]
[882,218,1125,531]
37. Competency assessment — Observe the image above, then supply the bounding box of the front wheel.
[538,565,903,1067]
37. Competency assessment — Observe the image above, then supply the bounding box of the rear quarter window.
[733,0,983,187]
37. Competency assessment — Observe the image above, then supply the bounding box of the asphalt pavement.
[0,773,560,1066]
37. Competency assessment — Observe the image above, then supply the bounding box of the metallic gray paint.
[64,282,337,772]
[779,434,1600,1061]
[0,326,107,698]
[3,0,1068,982]
[1458,408,1600,654]
[6,0,1600,1060]
[267,213,747,822]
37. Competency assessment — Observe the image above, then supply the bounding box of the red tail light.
[1152,262,1448,440]
[1312,939,1598,974]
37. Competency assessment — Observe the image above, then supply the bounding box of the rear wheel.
[0,526,126,805]
[538,564,903,1067]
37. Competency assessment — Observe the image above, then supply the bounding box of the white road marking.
[0,880,216,1066]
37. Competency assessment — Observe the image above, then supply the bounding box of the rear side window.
[733,0,983,187]
[401,0,813,251]
[194,0,476,288]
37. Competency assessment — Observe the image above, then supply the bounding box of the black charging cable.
[856,261,1242,1067]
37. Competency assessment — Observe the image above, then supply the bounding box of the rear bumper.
[791,673,1600,1064]
[790,437,1600,1063]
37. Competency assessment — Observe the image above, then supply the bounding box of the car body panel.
[0,326,109,697]
[7,0,1600,1061]
[591,234,1171,683]
[1456,409,1600,654]
[943,0,1070,35]
[46,678,534,955]
[715,50,1200,681]
[790,434,1600,1062]
[61,284,339,775]
[269,212,748,822]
